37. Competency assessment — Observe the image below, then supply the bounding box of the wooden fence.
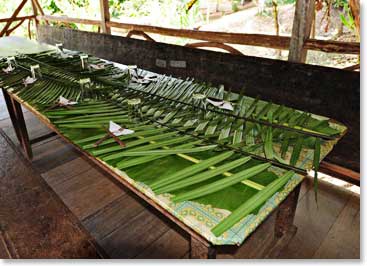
[0,0,361,65]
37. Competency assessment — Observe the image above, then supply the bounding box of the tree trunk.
[348,0,360,39]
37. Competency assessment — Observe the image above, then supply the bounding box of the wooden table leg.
[190,235,216,259]
[2,89,22,143]
[2,89,33,160]
[274,183,301,238]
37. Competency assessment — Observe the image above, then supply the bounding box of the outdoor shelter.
[0,0,360,259]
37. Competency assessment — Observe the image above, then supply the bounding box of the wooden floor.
[0,92,360,259]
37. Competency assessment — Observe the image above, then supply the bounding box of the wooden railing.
[0,16,36,38]
[37,15,360,55]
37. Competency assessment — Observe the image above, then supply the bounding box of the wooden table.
[2,87,303,259]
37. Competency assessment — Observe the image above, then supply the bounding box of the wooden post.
[30,0,38,26]
[274,183,301,238]
[348,0,360,39]
[2,89,33,160]
[2,89,23,144]
[288,0,315,63]
[99,0,111,34]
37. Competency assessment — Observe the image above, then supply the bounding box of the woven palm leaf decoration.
[0,49,345,237]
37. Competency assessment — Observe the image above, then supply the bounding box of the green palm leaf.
[211,170,295,236]
[172,162,271,202]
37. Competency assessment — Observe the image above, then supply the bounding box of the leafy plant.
[340,3,355,31]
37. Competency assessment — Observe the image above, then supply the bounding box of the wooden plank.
[32,138,80,173]
[135,229,190,259]
[0,129,104,258]
[49,167,123,220]
[42,157,92,187]
[99,0,111,34]
[82,193,146,240]
[100,210,170,258]
[36,16,359,54]
[313,194,359,259]
[278,179,353,258]
[288,0,315,62]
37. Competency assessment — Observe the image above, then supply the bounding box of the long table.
[2,87,305,258]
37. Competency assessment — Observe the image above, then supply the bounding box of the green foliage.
[107,0,203,28]
[339,3,355,31]
[44,0,62,14]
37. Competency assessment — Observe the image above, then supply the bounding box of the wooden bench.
[0,129,106,259]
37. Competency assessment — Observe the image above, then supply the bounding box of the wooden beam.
[343,64,360,71]
[36,15,359,54]
[319,161,360,186]
[30,0,38,26]
[0,0,29,37]
[0,15,36,24]
[288,0,315,62]
[107,20,290,49]
[99,0,111,34]
[38,15,101,26]
[32,0,49,25]
[5,17,27,36]
[304,38,360,54]
[126,30,155,42]
[185,41,243,55]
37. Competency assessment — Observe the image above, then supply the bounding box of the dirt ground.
[196,3,359,68]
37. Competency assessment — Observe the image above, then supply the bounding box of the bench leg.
[2,89,32,160]
[190,235,216,259]
[274,183,301,238]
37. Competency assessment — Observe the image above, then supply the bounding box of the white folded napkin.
[2,65,14,74]
[109,121,135,136]
[59,96,78,106]
[59,52,73,59]
[23,76,37,86]
[206,98,234,111]
[90,63,106,70]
